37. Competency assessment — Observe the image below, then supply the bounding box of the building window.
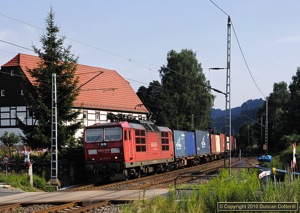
[28,110,34,118]
[83,111,87,119]
[95,112,100,120]
[11,70,14,76]
[1,90,5,97]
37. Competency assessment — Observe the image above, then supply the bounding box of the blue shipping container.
[185,131,196,156]
[195,130,211,155]
[173,130,186,158]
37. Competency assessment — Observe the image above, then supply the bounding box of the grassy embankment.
[120,169,300,213]
[0,173,55,192]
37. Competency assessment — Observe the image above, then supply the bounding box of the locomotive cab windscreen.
[85,127,122,143]
[84,126,123,162]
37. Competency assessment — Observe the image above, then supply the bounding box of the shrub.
[0,173,55,192]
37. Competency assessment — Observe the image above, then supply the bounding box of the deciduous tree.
[257,82,290,153]
[288,68,300,134]
[137,49,213,130]
[0,131,21,155]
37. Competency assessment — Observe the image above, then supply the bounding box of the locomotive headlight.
[115,156,118,159]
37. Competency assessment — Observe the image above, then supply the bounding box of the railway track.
[0,200,120,213]
[0,157,258,213]
[64,157,256,191]
[63,158,226,191]
[34,200,113,213]
[130,157,257,189]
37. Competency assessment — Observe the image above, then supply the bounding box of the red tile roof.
[2,53,148,113]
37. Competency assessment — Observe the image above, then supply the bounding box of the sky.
[0,0,299,110]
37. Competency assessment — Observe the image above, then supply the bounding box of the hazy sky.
[1,1,299,109]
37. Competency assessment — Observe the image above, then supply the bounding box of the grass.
[1,158,299,212]
[0,173,56,192]
[120,169,300,213]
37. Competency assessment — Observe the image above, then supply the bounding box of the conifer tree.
[19,8,81,149]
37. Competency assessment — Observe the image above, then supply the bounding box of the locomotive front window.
[85,129,103,142]
[104,127,122,141]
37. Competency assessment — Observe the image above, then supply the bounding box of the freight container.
[173,130,186,158]
[195,130,211,156]
[185,131,196,156]
[220,134,225,152]
[230,136,236,150]
[211,134,221,154]
[226,135,230,151]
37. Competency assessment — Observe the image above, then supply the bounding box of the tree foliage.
[250,82,290,153]
[0,131,21,156]
[137,49,214,130]
[19,8,81,149]
[255,82,290,153]
[239,76,300,154]
[0,131,21,147]
[137,81,165,123]
[288,68,300,134]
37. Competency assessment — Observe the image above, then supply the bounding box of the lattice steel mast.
[225,16,232,168]
[48,73,60,187]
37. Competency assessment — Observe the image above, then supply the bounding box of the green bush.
[198,169,260,212]
[0,173,55,192]
[120,169,300,212]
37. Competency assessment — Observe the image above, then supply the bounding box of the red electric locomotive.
[84,114,174,181]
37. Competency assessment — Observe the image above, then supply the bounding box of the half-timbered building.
[0,53,148,140]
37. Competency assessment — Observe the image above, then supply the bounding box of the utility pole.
[264,98,268,154]
[225,16,232,169]
[248,124,249,146]
[191,113,194,130]
[48,73,60,188]
[261,117,263,150]
[46,71,103,189]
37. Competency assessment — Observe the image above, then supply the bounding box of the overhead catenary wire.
[0,12,212,92]
[0,11,220,99]
[209,0,266,98]
[0,13,157,80]
[0,40,105,86]
[0,7,263,100]
[0,11,221,118]
[231,25,265,97]
[209,0,230,17]
[0,38,219,121]
[0,39,34,52]
[0,36,220,99]
[0,39,207,118]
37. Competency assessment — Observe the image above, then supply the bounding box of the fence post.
[28,163,33,186]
